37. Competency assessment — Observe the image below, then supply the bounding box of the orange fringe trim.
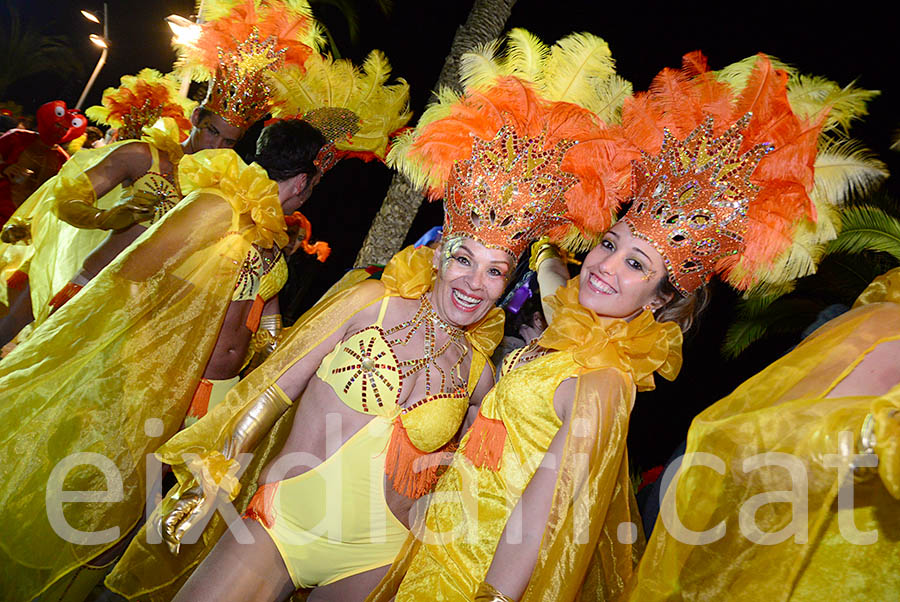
[6,269,27,290]
[48,282,83,312]
[463,413,507,471]
[385,419,452,499]
[243,482,279,529]
[245,294,264,332]
[187,378,213,419]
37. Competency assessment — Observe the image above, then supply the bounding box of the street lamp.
[75,3,109,111]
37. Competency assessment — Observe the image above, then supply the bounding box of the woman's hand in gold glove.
[158,484,206,554]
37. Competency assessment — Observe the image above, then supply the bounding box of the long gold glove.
[55,192,156,231]
[474,582,516,602]
[159,384,293,554]
[0,216,32,244]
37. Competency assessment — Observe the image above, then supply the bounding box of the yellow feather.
[788,75,879,134]
[584,74,633,124]
[543,32,614,104]
[459,40,504,91]
[503,28,549,87]
[714,54,795,92]
[812,139,888,205]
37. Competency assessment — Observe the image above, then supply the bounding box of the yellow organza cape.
[0,118,183,318]
[370,278,683,602]
[105,245,504,601]
[0,148,284,600]
[629,267,900,601]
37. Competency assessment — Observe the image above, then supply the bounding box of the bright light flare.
[166,15,201,46]
[81,9,100,23]
[89,34,108,48]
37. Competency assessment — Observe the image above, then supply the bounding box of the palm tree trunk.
[354,0,518,266]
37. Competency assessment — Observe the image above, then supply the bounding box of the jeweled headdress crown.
[390,30,634,259]
[618,52,884,295]
[268,50,411,173]
[175,0,322,129]
[85,69,196,140]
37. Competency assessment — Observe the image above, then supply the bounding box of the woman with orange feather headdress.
[367,45,885,602]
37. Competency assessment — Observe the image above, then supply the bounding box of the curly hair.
[653,277,711,334]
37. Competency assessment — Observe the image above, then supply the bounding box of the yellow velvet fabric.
[628,267,900,601]
[0,149,284,600]
[376,278,683,602]
[105,245,504,601]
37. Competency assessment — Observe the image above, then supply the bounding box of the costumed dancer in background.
[0,70,197,348]
[99,31,625,602]
[0,100,85,225]
[378,49,879,602]
[0,118,324,602]
[0,2,325,598]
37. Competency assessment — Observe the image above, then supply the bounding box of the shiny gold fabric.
[0,149,284,600]
[628,267,900,601]
[379,278,682,602]
[0,118,185,321]
[105,245,504,601]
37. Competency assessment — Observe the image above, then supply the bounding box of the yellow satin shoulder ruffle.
[178,149,287,249]
[539,277,683,389]
[141,117,184,164]
[853,266,900,308]
[380,245,504,357]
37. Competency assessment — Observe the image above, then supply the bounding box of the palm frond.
[722,296,824,358]
[826,205,900,262]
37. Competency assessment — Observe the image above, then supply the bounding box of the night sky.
[6,0,900,468]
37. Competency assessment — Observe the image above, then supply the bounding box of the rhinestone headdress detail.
[175,0,322,129]
[623,115,774,295]
[390,30,633,259]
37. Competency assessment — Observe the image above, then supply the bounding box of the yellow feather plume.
[269,50,411,159]
[542,32,615,104]
[787,75,880,134]
[583,74,632,125]
[504,28,550,85]
[715,54,796,91]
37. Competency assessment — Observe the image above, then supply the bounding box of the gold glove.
[55,193,156,231]
[0,216,32,244]
[221,384,293,459]
[159,385,293,555]
[474,582,516,602]
[157,481,206,555]
[529,236,581,272]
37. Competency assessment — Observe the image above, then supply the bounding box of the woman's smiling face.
[430,236,512,328]
[578,221,670,319]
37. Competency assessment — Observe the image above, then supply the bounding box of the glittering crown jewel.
[624,114,773,295]
[444,125,578,258]
[205,29,286,129]
[304,107,361,172]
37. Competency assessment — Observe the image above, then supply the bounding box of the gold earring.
[643,303,654,312]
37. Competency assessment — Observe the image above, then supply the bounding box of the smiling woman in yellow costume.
[366,48,886,602]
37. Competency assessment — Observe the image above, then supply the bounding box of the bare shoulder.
[829,337,900,399]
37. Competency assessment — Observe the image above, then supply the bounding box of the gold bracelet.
[474,581,516,602]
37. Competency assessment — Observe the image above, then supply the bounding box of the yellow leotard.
[245,293,474,589]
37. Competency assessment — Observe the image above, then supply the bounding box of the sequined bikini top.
[232,244,288,302]
[132,144,181,226]
[316,294,471,453]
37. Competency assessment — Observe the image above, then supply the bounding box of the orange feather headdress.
[85,69,196,141]
[175,0,323,129]
[619,52,883,296]
[389,30,633,259]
